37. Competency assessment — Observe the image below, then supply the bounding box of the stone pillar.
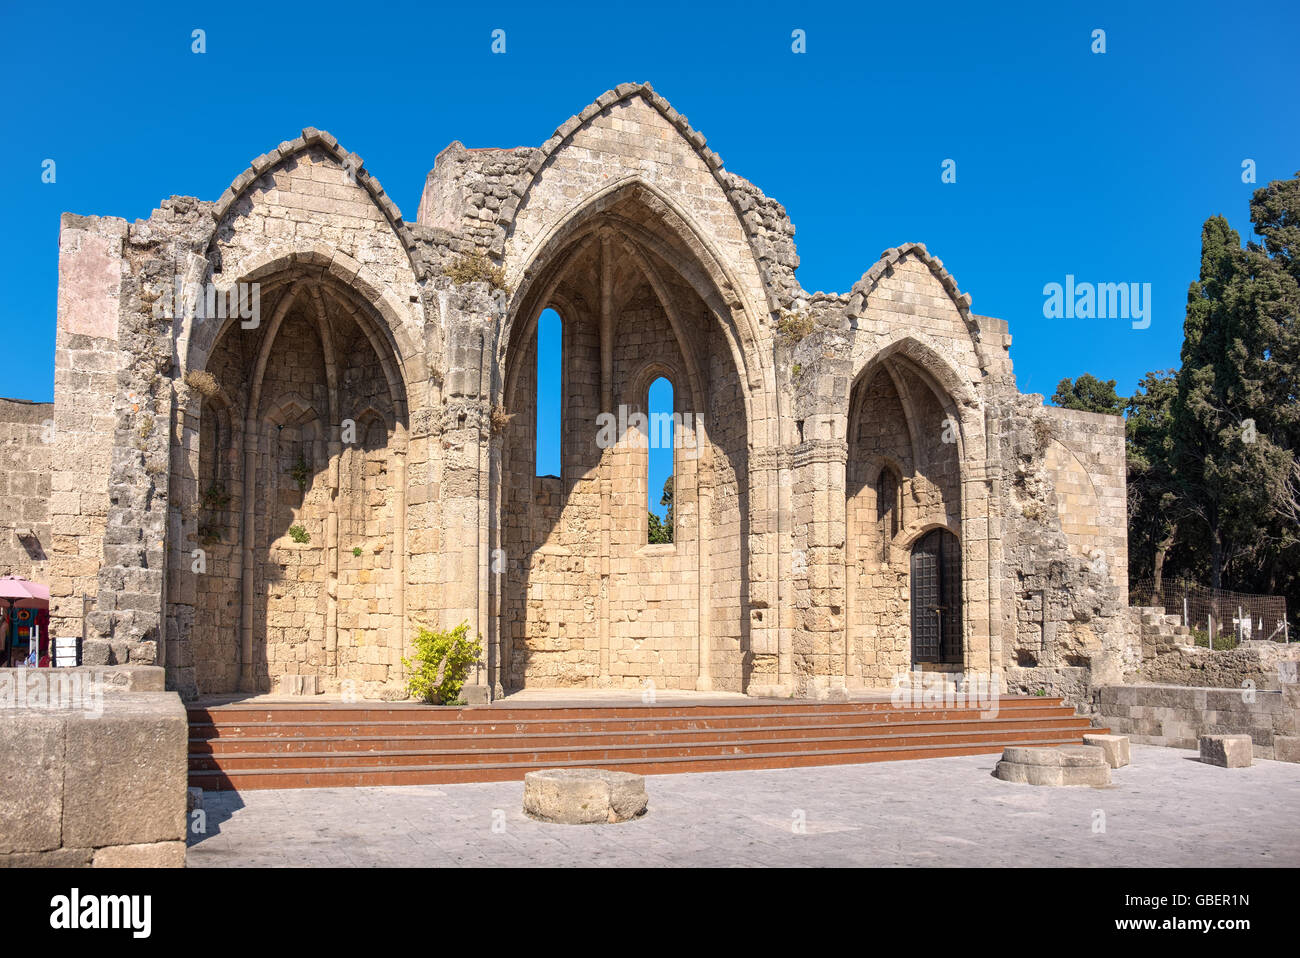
[325,436,341,670]
[695,416,713,691]
[48,215,127,643]
[239,424,257,691]
[792,425,849,698]
[598,232,614,685]
[438,286,498,701]
[393,428,409,686]
[747,447,789,696]
[963,452,999,681]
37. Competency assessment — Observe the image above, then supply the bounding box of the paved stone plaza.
[187,746,1300,867]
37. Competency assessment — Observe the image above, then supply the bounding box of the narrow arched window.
[535,307,562,478]
[647,376,674,544]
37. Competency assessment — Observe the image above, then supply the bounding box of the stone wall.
[996,395,1136,709]
[0,398,52,580]
[0,667,187,866]
[1130,608,1300,689]
[1097,682,1300,759]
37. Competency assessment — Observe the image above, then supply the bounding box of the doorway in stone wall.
[910,528,962,665]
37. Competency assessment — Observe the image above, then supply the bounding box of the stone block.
[1199,734,1253,768]
[92,841,186,868]
[0,847,93,868]
[278,674,320,695]
[62,693,188,848]
[994,745,1110,787]
[523,768,648,824]
[1272,736,1300,764]
[1082,733,1131,768]
[0,710,65,854]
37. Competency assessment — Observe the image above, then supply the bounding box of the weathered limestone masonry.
[1098,684,1300,760]
[0,398,52,580]
[37,82,1135,703]
[0,666,187,867]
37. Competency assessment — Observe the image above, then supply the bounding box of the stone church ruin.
[4,82,1136,704]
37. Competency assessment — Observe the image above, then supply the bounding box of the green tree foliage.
[1170,192,1299,592]
[647,476,674,544]
[402,622,482,704]
[1125,369,1179,595]
[1065,173,1299,627]
[1052,373,1126,415]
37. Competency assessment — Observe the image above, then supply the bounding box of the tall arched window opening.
[535,307,562,478]
[647,376,674,544]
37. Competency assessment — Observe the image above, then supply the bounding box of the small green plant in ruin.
[774,309,815,345]
[288,524,311,544]
[402,622,483,705]
[446,251,509,293]
[1189,627,1239,651]
[200,483,231,512]
[1034,688,1048,697]
[289,455,311,491]
[352,546,363,557]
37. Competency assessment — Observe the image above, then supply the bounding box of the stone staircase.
[188,696,1105,790]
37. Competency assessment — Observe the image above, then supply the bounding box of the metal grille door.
[911,533,941,662]
[910,529,962,664]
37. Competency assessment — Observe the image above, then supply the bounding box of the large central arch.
[492,180,769,692]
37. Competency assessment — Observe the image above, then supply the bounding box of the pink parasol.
[0,576,35,601]
[16,581,49,609]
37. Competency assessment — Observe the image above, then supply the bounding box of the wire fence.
[1131,578,1290,647]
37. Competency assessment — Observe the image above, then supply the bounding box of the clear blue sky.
[2,1,1295,444]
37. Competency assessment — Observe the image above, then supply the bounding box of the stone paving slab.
[186,745,1300,867]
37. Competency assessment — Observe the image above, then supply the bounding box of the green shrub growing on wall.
[402,622,482,704]
[288,524,310,544]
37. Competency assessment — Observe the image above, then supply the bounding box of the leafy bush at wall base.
[402,622,483,704]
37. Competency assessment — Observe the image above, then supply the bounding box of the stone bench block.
[1082,733,1130,768]
[1199,734,1253,768]
[994,745,1110,787]
[523,768,648,824]
[278,674,320,696]
[0,712,64,854]
[62,693,188,849]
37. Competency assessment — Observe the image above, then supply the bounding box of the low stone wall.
[1135,640,1300,690]
[1096,683,1300,759]
[0,664,166,695]
[0,667,187,867]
